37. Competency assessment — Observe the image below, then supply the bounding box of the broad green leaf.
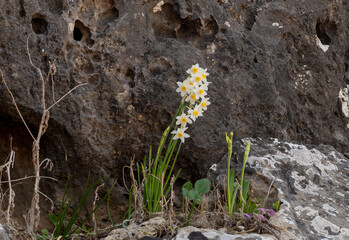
[193,195,203,204]
[189,189,200,202]
[194,179,211,195]
[182,181,193,198]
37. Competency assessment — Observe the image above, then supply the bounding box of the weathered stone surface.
[101,217,165,240]
[209,138,349,240]
[0,0,348,223]
[0,224,10,240]
[173,226,276,240]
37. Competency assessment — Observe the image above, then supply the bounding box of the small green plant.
[135,64,211,213]
[36,229,50,240]
[224,132,258,215]
[273,200,280,212]
[182,178,211,226]
[238,140,258,214]
[37,173,117,240]
[225,132,238,215]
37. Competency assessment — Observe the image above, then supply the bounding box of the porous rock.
[209,138,349,240]
[101,217,165,240]
[0,0,348,223]
[173,226,276,240]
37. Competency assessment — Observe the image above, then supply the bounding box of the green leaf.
[189,189,200,202]
[49,213,58,227]
[182,181,193,198]
[193,195,203,205]
[41,229,49,235]
[273,200,280,211]
[194,178,211,195]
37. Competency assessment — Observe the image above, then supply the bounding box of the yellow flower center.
[193,67,198,73]
[178,132,183,138]
[196,76,201,82]
[191,94,196,100]
[194,111,199,116]
[202,74,206,78]
[189,82,194,85]
[202,102,207,107]
[198,89,204,94]
[181,86,187,91]
[181,118,187,123]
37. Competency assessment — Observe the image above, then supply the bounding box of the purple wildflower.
[256,214,268,222]
[267,209,276,217]
[258,208,267,214]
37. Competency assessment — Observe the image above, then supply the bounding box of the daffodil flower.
[176,113,192,127]
[196,87,207,99]
[176,81,191,97]
[201,68,209,80]
[171,127,190,143]
[184,77,199,88]
[186,63,204,77]
[172,64,210,143]
[189,104,203,121]
[185,93,199,105]
[199,82,209,91]
[199,97,211,111]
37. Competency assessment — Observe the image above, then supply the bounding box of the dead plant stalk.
[0,34,87,236]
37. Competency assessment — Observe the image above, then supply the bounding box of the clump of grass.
[36,173,117,240]
[131,64,211,215]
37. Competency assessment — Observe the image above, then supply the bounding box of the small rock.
[102,217,165,240]
[0,224,10,240]
[172,226,277,240]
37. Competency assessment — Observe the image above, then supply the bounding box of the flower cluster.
[243,208,276,222]
[171,64,211,143]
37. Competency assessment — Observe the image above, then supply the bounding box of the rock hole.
[316,22,331,44]
[125,68,135,88]
[31,14,48,35]
[152,3,181,39]
[73,20,94,47]
[177,17,202,41]
[240,3,257,31]
[73,26,83,41]
[316,20,337,45]
[199,16,219,43]
[19,0,26,17]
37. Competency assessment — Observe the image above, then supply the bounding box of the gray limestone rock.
[101,217,165,240]
[173,226,276,240]
[0,224,10,240]
[208,138,349,240]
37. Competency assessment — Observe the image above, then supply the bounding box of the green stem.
[239,141,250,191]
[186,202,196,226]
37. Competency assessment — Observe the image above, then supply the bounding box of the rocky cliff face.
[0,0,348,224]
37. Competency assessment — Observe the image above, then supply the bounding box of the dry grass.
[0,33,87,238]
